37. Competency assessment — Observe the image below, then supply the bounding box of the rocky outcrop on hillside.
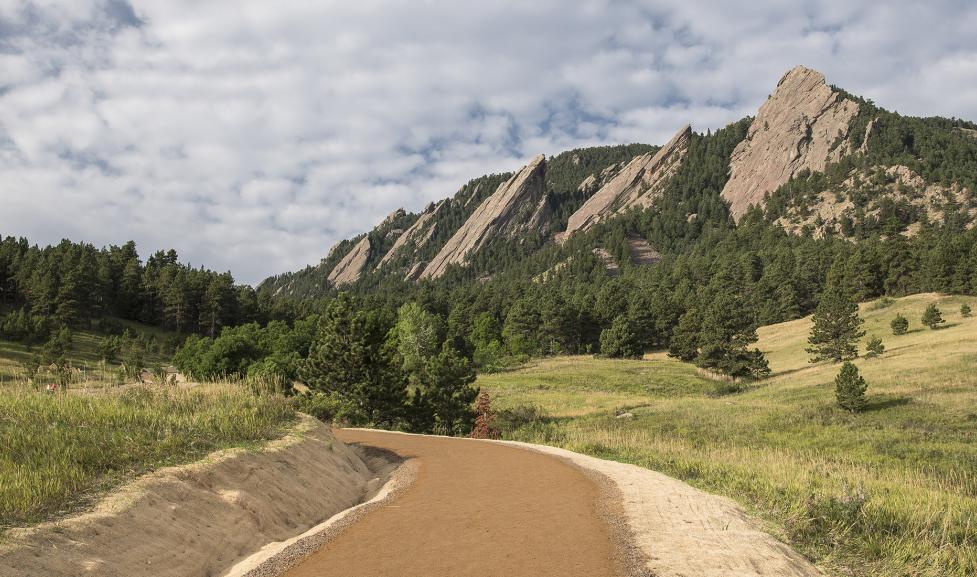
[777,164,975,238]
[327,236,371,286]
[722,66,859,220]
[377,200,446,270]
[562,125,691,239]
[420,155,547,279]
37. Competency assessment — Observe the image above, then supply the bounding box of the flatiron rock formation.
[721,65,859,220]
[377,200,446,269]
[327,236,370,286]
[562,125,691,238]
[420,155,547,279]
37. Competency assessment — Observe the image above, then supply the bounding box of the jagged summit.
[260,64,977,297]
[421,154,547,279]
[562,124,692,239]
[721,65,859,220]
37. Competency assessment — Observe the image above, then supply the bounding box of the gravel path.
[281,429,647,577]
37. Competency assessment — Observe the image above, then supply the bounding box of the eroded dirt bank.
[0,416,394,577]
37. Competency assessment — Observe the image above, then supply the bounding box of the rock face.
[420,155,547,279]
[327,236,370,286]
[563,125,692,239]
[377,200,446,270]
[721,65,859,221]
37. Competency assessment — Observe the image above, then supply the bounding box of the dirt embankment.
[0,416,397,577]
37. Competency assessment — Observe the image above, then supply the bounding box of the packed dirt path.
[282,429,634,577]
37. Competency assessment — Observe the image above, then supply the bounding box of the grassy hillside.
[0,320,177,389]
[480,293,977,577]
[0,385,295,533]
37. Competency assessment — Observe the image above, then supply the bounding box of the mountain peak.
[721,65,859,220]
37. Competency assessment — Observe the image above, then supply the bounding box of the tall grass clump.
[0,385,295,531]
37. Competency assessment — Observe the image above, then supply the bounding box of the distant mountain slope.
[260,65,977,299]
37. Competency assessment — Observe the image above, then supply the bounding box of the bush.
[470,391,500,439]
[291,391,355,423]
[835,361,868,412]
[890,314,909,335]
[865,335,884,358]
[921,303,945,330]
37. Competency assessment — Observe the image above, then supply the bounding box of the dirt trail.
[282,429,638,577]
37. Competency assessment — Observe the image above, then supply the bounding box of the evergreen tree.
[416,344,478,435]
[865,335,884,358]
[668,308,701,361]
[921,303,945,329]
[599,316,643,359]
[301,296,407,428]
[696,292,770,379]
[807,268,865,363]
[960,303,972,318]
[502,299,540,357]
[835,361,868,412]
[890,314,909,335]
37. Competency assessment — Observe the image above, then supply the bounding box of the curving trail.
[281,429,636,577]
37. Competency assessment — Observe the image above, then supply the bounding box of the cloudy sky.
[1,1,975,283]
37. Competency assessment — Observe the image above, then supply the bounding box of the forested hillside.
[0,237,277,345]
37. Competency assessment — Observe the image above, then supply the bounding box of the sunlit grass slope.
[479,293,977,577]
[0,320,174,388]
[0,385,295,533]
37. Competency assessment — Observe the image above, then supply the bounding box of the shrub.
[470,391,500,439]
[291,391,355,423]
[865,336,884,358]
[890,314,909,335]
[921,303,945,330]
[835,361,868,412]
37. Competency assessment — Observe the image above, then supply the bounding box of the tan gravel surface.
[282,429,643,577]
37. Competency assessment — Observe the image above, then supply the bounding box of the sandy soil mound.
[0,416,395,577]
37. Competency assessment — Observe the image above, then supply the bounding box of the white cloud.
[0,0,975,283]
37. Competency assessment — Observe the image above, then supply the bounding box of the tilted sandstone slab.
[722,65,859,221]
[377,200,446,270]
[562,125,691,239]
[327,235,370,286]
[420,155,547,279]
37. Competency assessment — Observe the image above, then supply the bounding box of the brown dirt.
[282,429,641,577]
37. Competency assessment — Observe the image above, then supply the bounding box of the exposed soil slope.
[0,417,392,577]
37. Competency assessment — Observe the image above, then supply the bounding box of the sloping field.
[480,293,977,577]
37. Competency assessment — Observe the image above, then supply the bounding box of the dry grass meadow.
[479,293,977,577]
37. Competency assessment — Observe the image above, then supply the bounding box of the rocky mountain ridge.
[259,65,977,297]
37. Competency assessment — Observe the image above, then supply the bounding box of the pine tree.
[807,269,865,363]
[668,307,701,362]
[890,313,909,335]
[599,316,643,359]
[921,303,945,330]
[835,361,868,412]
[961,303,972,318]
[696,292,770,379]
[865,335,884,358]
[301,296,407,428]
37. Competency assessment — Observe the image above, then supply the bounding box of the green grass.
[0,385,296,532]
[479,293,977,577]
[0,320,175,389]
